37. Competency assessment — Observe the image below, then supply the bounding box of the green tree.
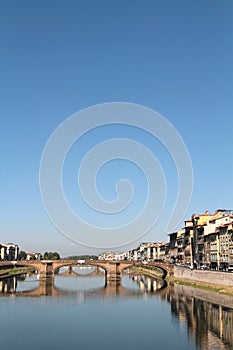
[43,252,49,260]
[43,251,60,260]
[52,252,60,260]
[19,251,27,260]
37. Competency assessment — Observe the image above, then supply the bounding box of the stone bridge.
[11,260,174,284]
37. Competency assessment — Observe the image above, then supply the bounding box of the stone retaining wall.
[174,266,233,287]
[173,283,233,308]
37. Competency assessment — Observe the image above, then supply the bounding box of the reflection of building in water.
[0,276,17,293]
[130,274,164,292]
[166,284,233,349]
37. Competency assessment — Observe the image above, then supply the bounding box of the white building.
[204,215,233,236]
[0,243,19,261]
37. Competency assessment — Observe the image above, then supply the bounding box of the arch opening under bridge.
[57,265,104,277]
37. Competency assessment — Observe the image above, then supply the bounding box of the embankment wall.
[174,266,233,287]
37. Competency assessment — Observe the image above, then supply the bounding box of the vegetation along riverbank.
[0,266,35,278]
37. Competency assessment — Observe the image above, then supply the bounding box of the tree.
[43,251,60,260]
[19,251,27,260]
[52,252,60,260]
[43,252,49,260]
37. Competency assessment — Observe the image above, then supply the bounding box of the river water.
[0,267,233,350]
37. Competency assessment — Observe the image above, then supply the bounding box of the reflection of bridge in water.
[0,272,166,299]
[2,271,233,349]
[58,266,105,277]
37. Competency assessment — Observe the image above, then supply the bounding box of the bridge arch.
[148,265,168,279]
[52,261,108,275]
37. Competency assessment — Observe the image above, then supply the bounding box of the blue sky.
[1,0,233,256]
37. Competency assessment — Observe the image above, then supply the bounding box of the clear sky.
[1,0,233,257]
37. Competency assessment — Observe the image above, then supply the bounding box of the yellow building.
[176,230,185,262]
[192,210,224,267]
[209,232,219,270]
[183,220,193,264]
[203,215,233,270]
[228,223,233,264]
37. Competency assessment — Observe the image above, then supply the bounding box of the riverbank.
[132,266,233,296]
[132,265,233,296]
[167,276,233,296]
[130,266,164,279]
[0,266,35,278]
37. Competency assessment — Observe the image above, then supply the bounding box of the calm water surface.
[0,268,233,350]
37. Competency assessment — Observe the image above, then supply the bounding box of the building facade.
[98,209,233,270]
[0,243,19,261]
